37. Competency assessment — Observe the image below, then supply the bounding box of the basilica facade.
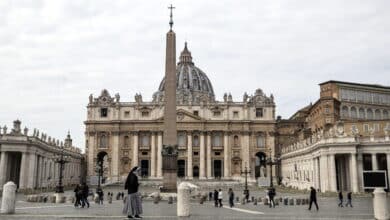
[85,43,276,183]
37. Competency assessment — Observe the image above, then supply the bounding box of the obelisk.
[161,4,178,192]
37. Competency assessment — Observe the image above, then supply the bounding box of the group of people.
[73,182,90,208]
[338,191,353,208]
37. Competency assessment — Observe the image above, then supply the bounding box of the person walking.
[209,192,213,201]
[218,189,223,207]
[213,190,219,207]
[308,187,319,211]
[81,182,90,208]
[228,188,234,208]
[345,192,353,207]
[338,191,343,207]
[74,184,82,207]
[268,188,276,208]
[97,187,104,205]
[123,166,143,219]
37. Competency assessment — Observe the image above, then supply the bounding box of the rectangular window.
[100,108,108,117]
[364,124,369,133]
[325,107,330,114]
[214,152,221,156]
[374,124,380,132]
[255,108,263,117]
[233,111,239,118]
[213,111,221,117]
[124,111,130,117]
[141,152,148,156]
[193,111,199,116]
[141,111,149,117]
[193,152,199,156]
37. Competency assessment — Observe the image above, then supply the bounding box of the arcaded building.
[85,41,276,183]
[279,81,390,192]
[0,120,83,191]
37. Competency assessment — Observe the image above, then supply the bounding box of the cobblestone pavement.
[1,193,388,220]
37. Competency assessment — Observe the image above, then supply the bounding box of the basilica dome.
[153,43,215,104]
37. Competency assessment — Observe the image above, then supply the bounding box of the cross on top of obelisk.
[168,4,175,30]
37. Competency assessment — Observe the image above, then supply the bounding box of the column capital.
[130,131,139,135]
[223,131,231,136]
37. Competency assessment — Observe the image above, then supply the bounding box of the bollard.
[54,193,65,203]
[373,188,390,220]
[236,197,239,202]
[289,198,294,206]
[177,182,191,217]
[241,197,246,205]
[1,181,17,214]
[283,198,288,205]
[253,198,257,205]
[168,196,173,204]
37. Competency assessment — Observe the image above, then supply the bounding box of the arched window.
[193,135,199,147]
[374,109,381,120]
[124,136,130,147]
[350,107,357,118]
[99,134,108,148]
[341,106,349,118]
[359,108,365,119]
[212,132,222,147]
[178,132,186,147]
[233,135,239,147]
[383,110,389,119]
[141,133,150,147]
[367,109,373,120]
[257,135,265,148]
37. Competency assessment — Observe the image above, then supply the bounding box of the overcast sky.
[1,0,389,150]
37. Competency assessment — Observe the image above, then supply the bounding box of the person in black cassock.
[123,166,143,219]
[308,186,319,211]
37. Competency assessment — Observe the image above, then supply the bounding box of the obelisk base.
[161,145,178,192]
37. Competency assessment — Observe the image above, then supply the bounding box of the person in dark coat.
[81,182,90,208]
[96,187,104,205]
[213,189,219,207]
[345,192,353,207]
[228,188,235,208]
[338,191,343,207]
[268,188,276,208]
[308,187,319,211]
[123,166,143,219]
[209,192,213,201]
[74,184,82,207]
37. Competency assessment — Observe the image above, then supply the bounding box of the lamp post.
[54,147,69,193]
[95,159,103,189]
[266,156,280,188]
[241,164,251,201]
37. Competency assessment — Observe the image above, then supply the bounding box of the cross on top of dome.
[178,42,193,65]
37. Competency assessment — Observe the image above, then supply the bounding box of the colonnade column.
[112,132,120,182]
[199,132,206,179]
[312,157,318,189]
[372,153,378,170]
[350,153,359,193]
[0,152,9,189]
[27,153,37,189]
[150,132,156,178]
[319,155,328,192]
[206,132,212,179]
[157,132,163,178]
[328,154,337,192]
[223,132,230,178]
[187,132,193,179]
[387,154,390,188]
[241,132,250,171]
[132,131,139,168]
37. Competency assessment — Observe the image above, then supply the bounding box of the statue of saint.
[260,165,266,177]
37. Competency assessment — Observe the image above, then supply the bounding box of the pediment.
[156,109,204,122]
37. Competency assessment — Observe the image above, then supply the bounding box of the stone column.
[328,154,337,192]
[18,152,27,189]
[157,132,163,178]
[241,132,250,171]
[312,157,317,189]
[372,153,378,170]
[199,132,206,179]
[206,132,212,178]
[27,153,37,189]
[112,132,120,182]
[150,132,156,177]
[319,155,329,192]
[187,132,193,179]
[87,132,95,177]
[387,153,390,188]
[223,132,230,178]
[357,153,364,191]
[0,152,9,189]
[37,156,42,188]
[350,153,359,193]
[132,132,139,168]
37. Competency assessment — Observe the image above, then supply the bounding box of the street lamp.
[54,147,70,193]
[95,159,104,189]
[266,156,281,188]
[241,163,251,202]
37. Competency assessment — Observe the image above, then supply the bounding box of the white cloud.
[1,0,389,149]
